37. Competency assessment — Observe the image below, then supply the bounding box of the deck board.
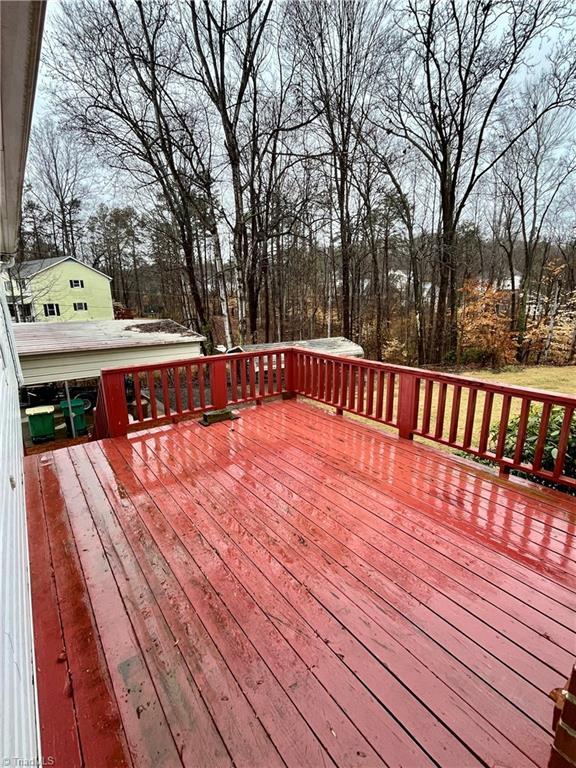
[25,399,576,768]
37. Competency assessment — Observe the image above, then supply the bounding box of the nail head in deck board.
[24,400,575,768]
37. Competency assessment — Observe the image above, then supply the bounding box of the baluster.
[198,363,206,410]
[249,357,256,399]
[385,372,395,423]
[421,379,433,435]
[462,388,477,449]
[268,354,275,395]
[161,368,171,417]
[348,364,356,411]
[495,394,512,460]
[478,391,494,455]
[434,382,447,439]
[230,358,238,402]
[185,366,194,412]
[147,370,158,421]
[173,367,183,414]
[533,402,552,471]
[366,368,374,417]
[240,357,247,399]
[375,370,384,420]
[553,406,574,479]
[513,398,530,465]
[448,385,462,444]
[357,367,365,414]
[133,372,144,422]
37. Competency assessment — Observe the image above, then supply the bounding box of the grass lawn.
[459,365,576,397]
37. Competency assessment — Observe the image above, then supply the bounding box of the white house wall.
[0,281,40,763]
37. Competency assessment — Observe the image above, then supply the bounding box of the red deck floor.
[25,399,576,768]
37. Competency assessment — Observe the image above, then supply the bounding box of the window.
[69,279,84,288]
[43,303,60,317]
[73,302,88,311]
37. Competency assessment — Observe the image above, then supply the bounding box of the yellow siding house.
[5,256,114,322]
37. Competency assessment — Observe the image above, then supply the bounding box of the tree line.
[17,0,576,364]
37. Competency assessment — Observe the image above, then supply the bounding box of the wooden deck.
[25,399,575,768]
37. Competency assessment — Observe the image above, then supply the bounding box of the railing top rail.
[99,347,294,377]
[98,345,576,408]
[292,348,576,408]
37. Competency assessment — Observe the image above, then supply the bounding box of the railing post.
[101,371,129,438]
[549,664,576,768]
[211,358,228,410]
[283,349,298,398]
[398,372,418,440]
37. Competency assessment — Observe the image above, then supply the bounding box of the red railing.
[93,347,575,490]
[93,348,292,439]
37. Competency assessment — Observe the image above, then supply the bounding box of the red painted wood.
[169,420,549,765]
[375,370,384,420]
[24,456,83,767]
[33,455,131,768]
[462,387,478,448]
[554,406,574,479]
[122,434,452,766]
[133,373,144,423]
[185,365,194,411]
[357,366,365,414]
[449,385,462,444]
[276,402,576,573]
[210,411,574,675]
[27,400,576,768]
[398,373,418,439]
[230,357,238,402]
[479,390,494,454]
[196,362,205,410]
[106,440,399,768]
[88,442,287,768]
[435,382,447,439]
[161,368,171,417]
[67,447,233,768]
[366,368,375,417]
[211,359,228,410]
[514,398,531,464]
[422,379,434,435]
[173,366,183,414]
[95,451,333,768]
[533,402,553,471]
[93,345,576,486]
[147,370,157,421]
[495,393,512,459]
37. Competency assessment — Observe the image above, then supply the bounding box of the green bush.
[463,404,576,494]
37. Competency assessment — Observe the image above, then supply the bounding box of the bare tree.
[28,119,93,258]
[379,0,576,361]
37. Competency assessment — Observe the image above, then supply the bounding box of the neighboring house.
[4,256,114,322]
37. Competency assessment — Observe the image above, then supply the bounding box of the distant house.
[4,256,114,322]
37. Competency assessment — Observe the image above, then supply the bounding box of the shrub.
[490,405,576,493]
[457,281,517,369]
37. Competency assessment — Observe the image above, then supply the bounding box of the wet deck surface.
[25,399,576,767]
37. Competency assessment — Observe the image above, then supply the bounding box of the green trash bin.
[26,405,55,443]
[60,398,88,437]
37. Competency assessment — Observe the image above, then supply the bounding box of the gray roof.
[13,318,205,356]
[10,256,111,280]
[230,337,364,358]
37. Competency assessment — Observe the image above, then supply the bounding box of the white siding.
[0,282,40,761]
[20,341,203,385]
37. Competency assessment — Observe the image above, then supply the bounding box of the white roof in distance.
[13,319,206,356]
